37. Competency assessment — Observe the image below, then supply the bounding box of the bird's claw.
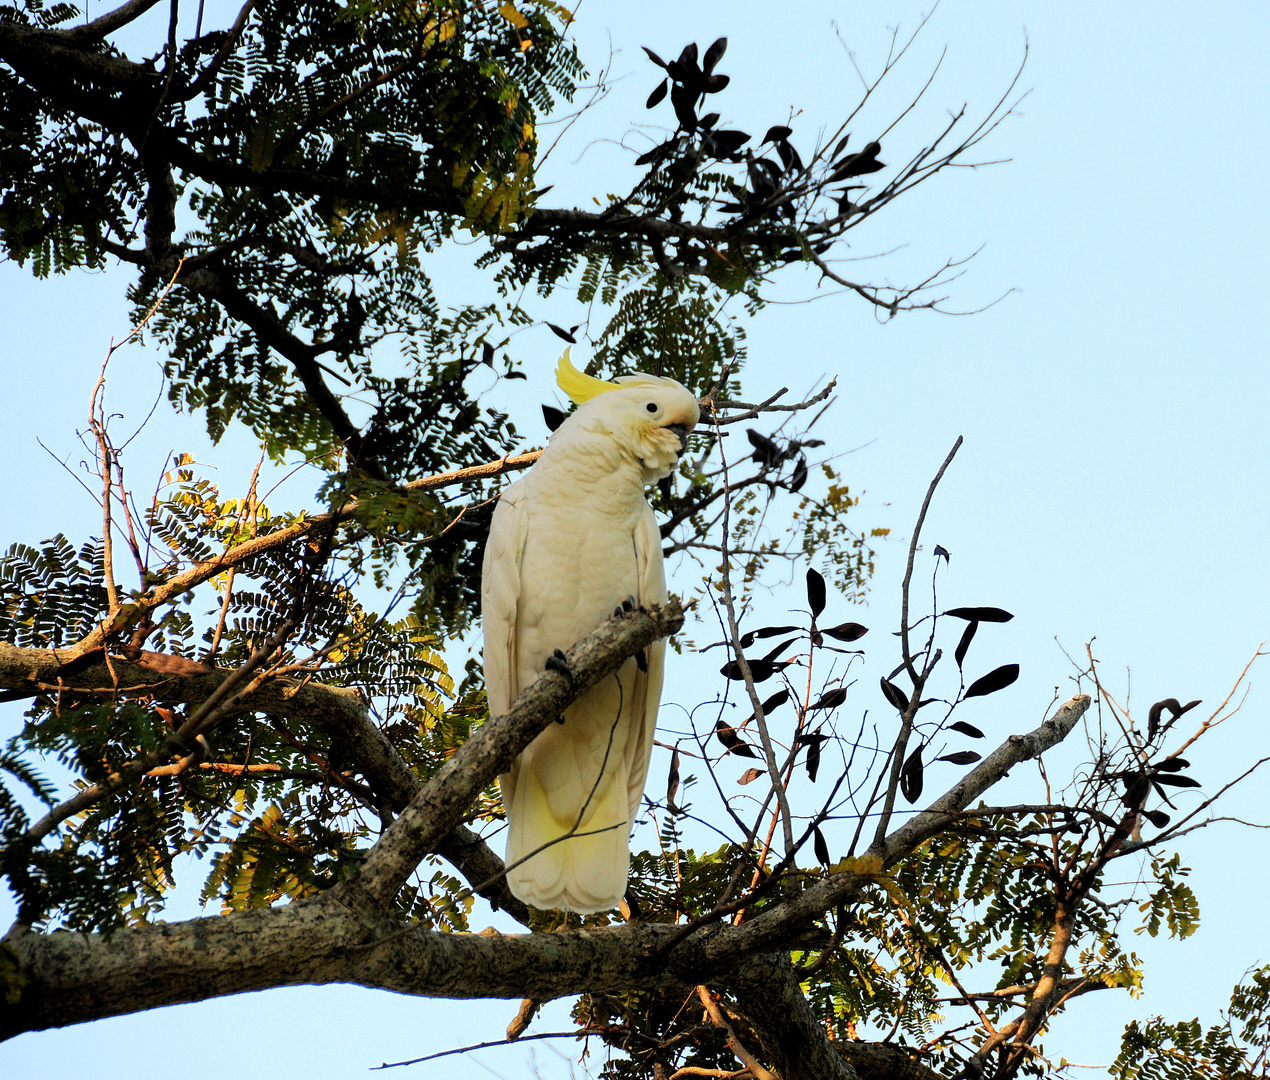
[634,648,648,673]
[545,648,577,693]
[621,595,637,612]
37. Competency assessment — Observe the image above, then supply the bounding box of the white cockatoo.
[482,350,700,913]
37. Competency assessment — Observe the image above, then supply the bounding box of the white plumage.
[481,352,700,913]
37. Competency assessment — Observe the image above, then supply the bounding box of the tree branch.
[61,0,163,40]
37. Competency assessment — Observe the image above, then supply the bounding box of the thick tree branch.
[727,953,860,1080]
[61,0,163,40]
[0,19,162,88]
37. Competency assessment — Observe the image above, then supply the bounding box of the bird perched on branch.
[482,350,700,913]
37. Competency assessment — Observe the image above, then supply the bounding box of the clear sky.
[3,2,1268,1076]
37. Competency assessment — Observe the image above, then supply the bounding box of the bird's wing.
[625,501,669,822]
[482,485,530,721]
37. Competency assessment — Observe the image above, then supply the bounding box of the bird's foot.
[613,595,644,618]
[545,648,577,693]
[634,647,648,673]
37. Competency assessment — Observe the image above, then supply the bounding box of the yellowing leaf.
[828,853,885,876]
[499,3,528,28]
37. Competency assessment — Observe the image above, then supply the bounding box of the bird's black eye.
[645,401,659,413]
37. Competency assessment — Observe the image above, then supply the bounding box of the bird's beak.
[666,424,690,452]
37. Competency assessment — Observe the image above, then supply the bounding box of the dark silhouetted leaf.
[546,322,576,343]
[823,621,868,642]
[1122,772,1151,807]
[670,82,697,129]
[937,751,981,766]
[677,42,699,70]
[761,638,797,663]
[813,826,830,867]
[667,747,680,811]
[737,767,763,785]
[759,688,790,716]
[702,36,727,74]
[945,606,1014,623]
[954,620,978,669]
[1155,757,1191,772]
[481,341,495,366]
[828,140,884,180]
[806,568,827,619]
[753,157,783,184]
[1143,809,1171,828]
[790,456,808,492]
[949,721,984,739]
[698,112,719,130]
[719,657,789,683]
[801,731,829,781]
[542,404,565,431]
[763,125,793,144]
[833,133,850,158]
[747,428,779,466]
[809,687,848,711]
[504,371,528,380]
[934,544,950,562]
[642,46,668,69]
[1152,773,1201,789]
[739,624,801,648]
[646,78,668,109]
[708,129,750,154]
[705,73,730,93]
[1148,698,1202,740]
[715,719,758,758]
[965,664,1020,699]
[880,677,909,713]
[634,139,676,167]
[900,743,924,804]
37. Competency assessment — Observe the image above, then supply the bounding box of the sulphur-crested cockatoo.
[482,350,700,913]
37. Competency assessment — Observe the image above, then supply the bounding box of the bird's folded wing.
[481,488,529,720]
[625,503,669,821]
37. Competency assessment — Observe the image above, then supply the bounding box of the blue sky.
[3,1,1268,1076]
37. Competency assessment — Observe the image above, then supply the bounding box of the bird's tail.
[502,761,632,915]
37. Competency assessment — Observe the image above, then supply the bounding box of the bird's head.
[555,350,701,480]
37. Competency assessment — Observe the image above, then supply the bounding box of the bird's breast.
[511,486,656,678]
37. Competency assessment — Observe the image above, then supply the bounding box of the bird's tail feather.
[503,765,631,915]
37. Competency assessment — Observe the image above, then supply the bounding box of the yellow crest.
[555,348,621,404]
